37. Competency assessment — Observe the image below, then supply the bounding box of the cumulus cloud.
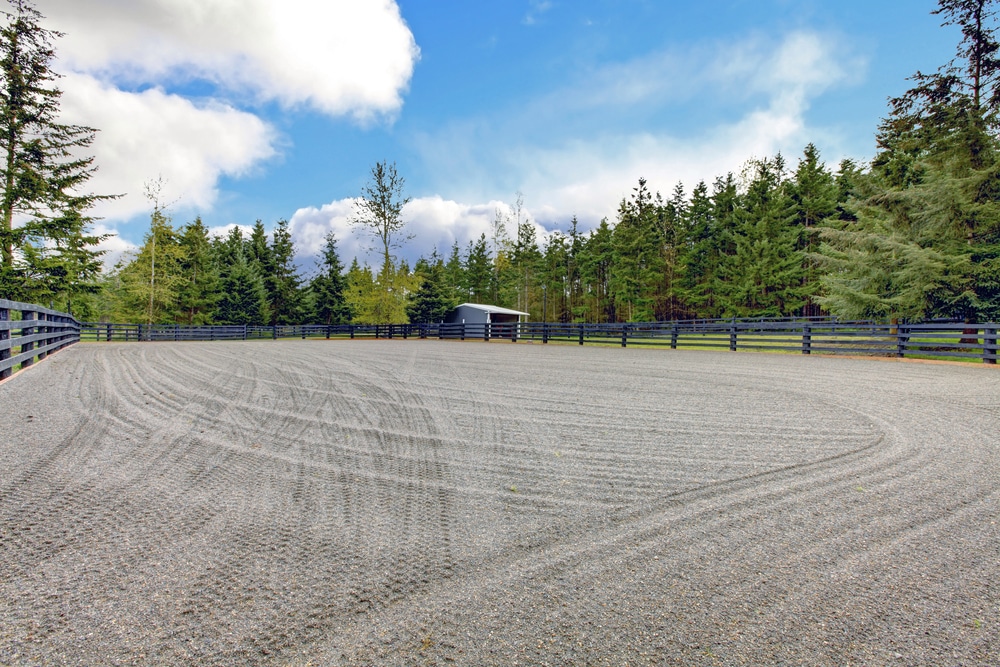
[288,196,548,268]
[59,72,278,223]
[47,0,419,120]
[91,223,137,270]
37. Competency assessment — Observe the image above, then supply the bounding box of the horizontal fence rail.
[0,299,81,380]
[80,317,1000,364]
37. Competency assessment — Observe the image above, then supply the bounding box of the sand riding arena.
[1,340,998,665]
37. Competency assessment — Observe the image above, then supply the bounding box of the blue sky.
[43,0,959,271]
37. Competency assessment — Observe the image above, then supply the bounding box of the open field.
[1,341,999,665]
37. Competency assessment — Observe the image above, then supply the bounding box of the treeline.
[94,146,853,326]
[93,124,999,326]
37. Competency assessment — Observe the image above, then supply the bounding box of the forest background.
[2,0,1000,327]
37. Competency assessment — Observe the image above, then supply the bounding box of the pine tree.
[576,218,615,322]
[19,204,104,314]
[717,156,805,317]
[788,144,838,315]
[177,217,219,325]
[310,231,351,325]
[0,0,113,300]
[463,233,492,303]
[675,180,721,318]
[511,215,542,316]
[268,218,303,324]
[444,241,465,303]
[406,256,454,323]
[217,251,268,325]
[819,0,1000,321]
[610,178,663,321]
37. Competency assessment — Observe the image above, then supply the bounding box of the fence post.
[21,308,35,367]
[579,323,584,346]
[484,322,490,342]
[984,327,997,365]
[896,325,909,358]
[37,312,48,360]
[802,323,811,355]
[670,324,678,350]
[138,323,144,342]
[729,320,737,351]
[543,321,548,344]
[621,324,628,348]
[106,323,112,341]
[0,303,9,380]
[243,324,248,341]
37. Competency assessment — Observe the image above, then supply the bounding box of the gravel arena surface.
[1,341,999,666]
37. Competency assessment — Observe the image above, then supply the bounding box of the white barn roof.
[456,303,529,317]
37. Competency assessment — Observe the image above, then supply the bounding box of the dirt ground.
[1,340,998,666]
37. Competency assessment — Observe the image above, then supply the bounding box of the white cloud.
[47,0,419,121]
[288,196,548,267]
[59,72,278,223]
[92,223,138,270]
[288,199,358,260]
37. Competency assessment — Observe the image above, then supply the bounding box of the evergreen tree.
[19,204,104,314]
[541,231,571,322]
[675,180,723,318]
[0,0,113,300]
[246,220,274,280]
[510,201,542,316]
[788,144,838,315]
[268,218,303,324]
[406,256,454,323]
[310,231,351,325]
[463,233,492,302]
[217,251,268,325]
[444,240,466,303]
[576,218,616,322]
[177,217,219,325]
[819,0,1000,321]
[717,156,805,317]
[610,178,663,321]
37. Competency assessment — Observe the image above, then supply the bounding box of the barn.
[444,303,529,339]
[445,303,529,326]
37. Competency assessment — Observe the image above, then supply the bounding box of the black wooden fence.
[80,317,1000,364]
[0,299,81,380]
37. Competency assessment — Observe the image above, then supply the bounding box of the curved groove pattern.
[0,341,998,665]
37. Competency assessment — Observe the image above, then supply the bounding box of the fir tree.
[463,233,492,303]
[268,218,303,325]
[0,0,114,300]
[177,217,219,325]
[310,231,351,325]
[406,256,454,323]
[217,251,268,325]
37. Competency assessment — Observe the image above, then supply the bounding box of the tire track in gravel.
[2,341,998,666]
[310,345,999,666]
